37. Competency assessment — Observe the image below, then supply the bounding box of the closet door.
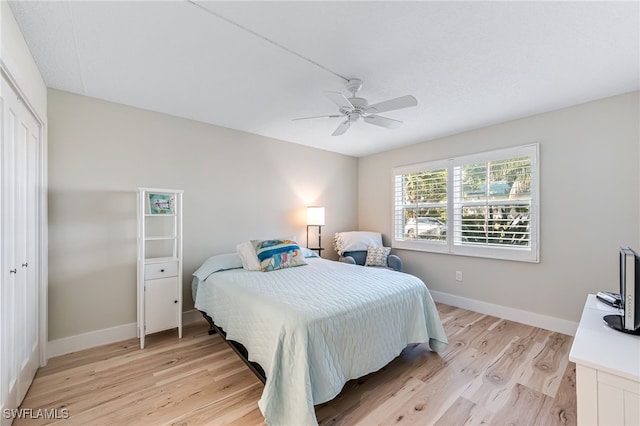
[1,74,20,420]
[15,99,40,403]
[1,74,41,420]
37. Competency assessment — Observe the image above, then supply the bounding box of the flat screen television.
[603,246,640,335]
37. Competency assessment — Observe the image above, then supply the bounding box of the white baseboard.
[47,309,206,359]
[430,290,578,336]
[48,296,577,359]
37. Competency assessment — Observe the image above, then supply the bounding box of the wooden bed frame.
[200,311,266,384]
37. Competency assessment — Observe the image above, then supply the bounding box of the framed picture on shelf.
[148,193,174,215]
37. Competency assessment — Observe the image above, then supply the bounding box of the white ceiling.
[9,1,640,157]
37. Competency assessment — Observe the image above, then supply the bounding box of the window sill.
[393,240,539,263]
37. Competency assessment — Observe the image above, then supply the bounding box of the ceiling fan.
[293,79,418,136]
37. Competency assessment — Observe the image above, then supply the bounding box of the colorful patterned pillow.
[364,246,391,267]
[251,239,307,272]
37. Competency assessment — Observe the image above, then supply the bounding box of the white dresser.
[569,294,640,425]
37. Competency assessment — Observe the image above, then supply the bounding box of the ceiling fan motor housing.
[349,97,368,109]
[340,96,368,120]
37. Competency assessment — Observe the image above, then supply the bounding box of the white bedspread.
[194,257,447,426]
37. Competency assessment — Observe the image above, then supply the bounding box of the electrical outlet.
[455,271,463,281]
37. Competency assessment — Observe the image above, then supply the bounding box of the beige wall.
[45,88,640,339]
[359,91,640,324]
[47,89,358,340]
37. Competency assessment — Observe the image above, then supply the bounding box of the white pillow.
[236,241,261,271]
[334,231,383,255]
[192,253,243,280]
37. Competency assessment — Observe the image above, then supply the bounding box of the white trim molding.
[430,290,578,336]
[47,296,578,358]
[47,310,206,359]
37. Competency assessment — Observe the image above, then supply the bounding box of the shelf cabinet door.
[144,277,180,335]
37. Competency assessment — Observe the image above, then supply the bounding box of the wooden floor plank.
[165,383,264,426]
[519,332,573,397]
[535,362,578,426]
[462,327,543,412]
[487,383,548,426]
[15,304,576,426]
[433,396,494,426]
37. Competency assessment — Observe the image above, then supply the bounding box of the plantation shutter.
[453,155,533,248]
[391,144,539,262]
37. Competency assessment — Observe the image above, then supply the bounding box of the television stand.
[569,294,640,425]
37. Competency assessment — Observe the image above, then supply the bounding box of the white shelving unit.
[137,188,183,349]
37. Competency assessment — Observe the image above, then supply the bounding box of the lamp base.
[306,225,324,256]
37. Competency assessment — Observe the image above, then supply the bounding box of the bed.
[192,252,448,426]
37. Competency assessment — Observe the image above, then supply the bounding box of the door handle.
[22,262,28,268]
[9,269,17,274]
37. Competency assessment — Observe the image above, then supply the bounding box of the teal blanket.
[194,257,447,425]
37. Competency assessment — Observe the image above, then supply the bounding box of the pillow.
[236,241,262,271]
[237,236,299,270]
[334,231,384,255]
[236,236,302,271]
[364,246,391,267]
[301,247,319,258]
[192,253,243,280]
[251,239,307,272]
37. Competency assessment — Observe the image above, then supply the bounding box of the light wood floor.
[16,304,576,425]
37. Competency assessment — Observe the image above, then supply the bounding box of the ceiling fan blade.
[292,114,343,121]
[366,95,417,114]
[332,119,350,136]
[324,91,354,110]
[364,115,403,129]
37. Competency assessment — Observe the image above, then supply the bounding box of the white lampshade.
[307,206,325,226]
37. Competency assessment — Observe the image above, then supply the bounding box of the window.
[393,144,539,262]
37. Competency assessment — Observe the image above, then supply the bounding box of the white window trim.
[391,144,539,263]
